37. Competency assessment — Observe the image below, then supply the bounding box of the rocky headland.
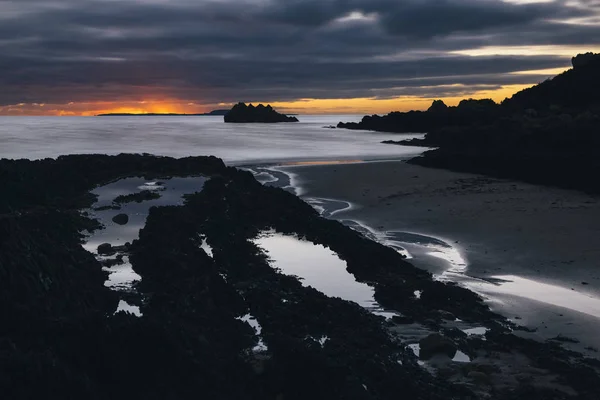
[224,102,299,123]
[339,53,600,194]
[338,98,500,133]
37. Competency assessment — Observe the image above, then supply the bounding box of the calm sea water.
[0,115,424,165]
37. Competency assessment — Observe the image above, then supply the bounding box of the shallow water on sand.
[250,165,469,275]
[468,275,600,319]
[258,162,600,358]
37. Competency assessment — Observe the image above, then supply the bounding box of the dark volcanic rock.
[114,190,160,204]
[101,256,125,268]
[112,213,129,225]
[95,205,121,211]
[98,243,115,255]
[382,139,430,147]
[337,98,500,133]
[428,99,448,113]
[0,153,226,214]
[3,153,599,399]
[419,334,458,360]
[128,170,480,400]
[408,112,600,194]
[224,102,299,123]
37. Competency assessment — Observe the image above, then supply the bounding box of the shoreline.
[5,153,600,398]
[269,159,600,357]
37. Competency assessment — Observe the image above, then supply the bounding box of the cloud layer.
[0,0,599,112]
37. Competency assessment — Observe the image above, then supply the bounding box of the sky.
[1,0,599,115]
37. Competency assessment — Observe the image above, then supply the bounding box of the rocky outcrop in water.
[98,243,115,255]
[114,190,160,204]
[112,213,129,225]
[224,103,299,123]
[337,98,500,133]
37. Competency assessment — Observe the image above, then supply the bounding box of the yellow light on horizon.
[0,79,553,116]
[510,67,570,75]
[450,45,600,57]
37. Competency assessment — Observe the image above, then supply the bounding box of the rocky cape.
[340,52,600,194]
[338,98,500,134]
[224,103,299,123]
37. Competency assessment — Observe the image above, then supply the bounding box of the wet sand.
[283,160,600,356]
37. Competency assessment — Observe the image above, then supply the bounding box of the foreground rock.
[114,190,160,204]
[112,213,129,225]
[224,102,299,123]
[2,154,599,399]
[98,242,115,255]
[419,334,457,360]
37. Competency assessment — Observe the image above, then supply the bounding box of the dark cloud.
[0,0,598,108]
[376,0,581,38]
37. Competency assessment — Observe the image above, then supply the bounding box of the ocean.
[0,115,425,164]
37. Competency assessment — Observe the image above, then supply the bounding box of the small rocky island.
[224,102,299,123]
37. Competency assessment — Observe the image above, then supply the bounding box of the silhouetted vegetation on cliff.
[502,53,600,112]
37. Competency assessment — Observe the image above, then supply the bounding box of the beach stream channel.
[248,162,600,360]
[81,166,486,365]
[79,162,600,366]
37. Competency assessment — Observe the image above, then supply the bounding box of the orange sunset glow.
[0,83,547,116]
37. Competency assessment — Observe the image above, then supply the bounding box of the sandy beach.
[282,160,600,356]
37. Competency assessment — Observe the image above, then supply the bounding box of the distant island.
[338,52,600,194]
[224,102,299,123]
[97,109,230,117]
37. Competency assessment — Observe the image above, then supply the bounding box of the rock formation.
[224,102,299,123]
[112,213,129,225]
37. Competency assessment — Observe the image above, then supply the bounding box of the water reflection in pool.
[254,232,398,318]
[82,176,208,317]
